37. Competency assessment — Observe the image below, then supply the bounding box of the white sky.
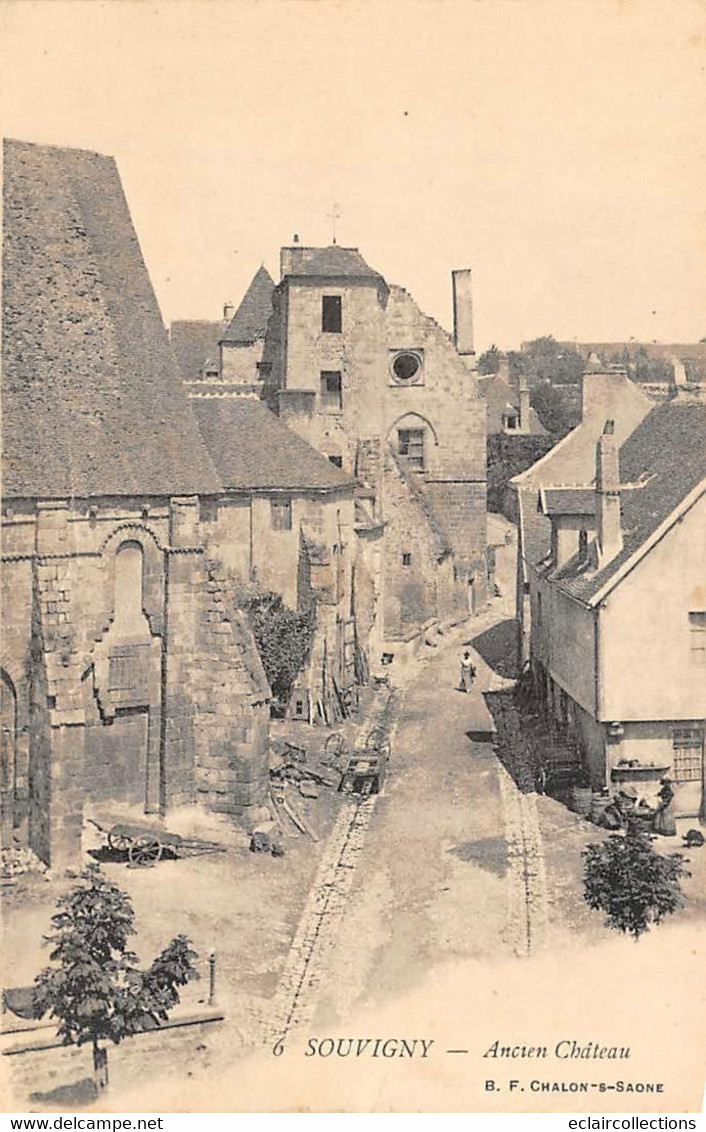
[1,0,704,351]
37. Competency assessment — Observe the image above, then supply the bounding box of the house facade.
[527,402,706,819]
[512,367,655,666]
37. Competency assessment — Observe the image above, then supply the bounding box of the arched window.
[114,542,147,635]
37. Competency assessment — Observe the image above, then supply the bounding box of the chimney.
[671,355,687,387]
[519,374,530,432]
[223,302,234,321]
[596,419,622,562]
[452,269,474,356]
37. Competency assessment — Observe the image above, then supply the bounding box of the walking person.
[459,650,476,693]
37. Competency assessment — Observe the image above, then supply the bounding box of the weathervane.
[327,203,341,245]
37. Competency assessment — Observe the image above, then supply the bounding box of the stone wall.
[1,493,272,866]
[260,267,488,640]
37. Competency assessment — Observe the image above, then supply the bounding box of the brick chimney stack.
[596,419,622,563]
[452,269,475,357]
[519,374,530,432]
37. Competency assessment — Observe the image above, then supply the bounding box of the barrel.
[570,785,593,817]
[589,791,611,824]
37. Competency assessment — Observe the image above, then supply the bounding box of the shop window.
[320,371,343,412]
[322,295,342,333]
[271,499,292,531]
[398,428,425,471]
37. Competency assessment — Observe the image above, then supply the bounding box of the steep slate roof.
[220,266,275,345]
[540,487,595,517]
[553,402,706,603]
[517,487,551,573]
[170,319,226,382]
[192,398,354,492]
[2,139,221,499]
[283,244,383,280]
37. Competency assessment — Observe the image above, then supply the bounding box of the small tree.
[583,827,689,940]
[243,589,316,707]
[32,864,199,1090]
[477,344,502,375]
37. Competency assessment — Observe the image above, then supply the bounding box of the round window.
[392,352,421,381]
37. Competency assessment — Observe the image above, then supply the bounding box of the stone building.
[519,394,706,819]
[171,266,275,398]
[1,139,272,868]
[192,397,358,723]
[256,243,488,654]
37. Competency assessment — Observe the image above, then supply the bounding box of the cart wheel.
[365,727,386,752]
[323,733,347,764]
[108,831,132,853]
[128,836,163,867]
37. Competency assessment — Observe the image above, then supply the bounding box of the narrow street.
[264,516,554,1038]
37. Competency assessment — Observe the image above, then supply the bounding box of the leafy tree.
[522,336,584,385]
[583,827,689,940]
[32,865,198,1090]
[244,589,316,707]
[530,382,579,437]
[477,344,502,375]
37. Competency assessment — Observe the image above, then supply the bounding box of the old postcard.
[1,0,705,1115]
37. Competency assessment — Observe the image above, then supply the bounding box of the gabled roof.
[192,398,354,492]
[553,402,706,603]
[2,139,221,499]
[282,244,384,281]
[220,266,275,345]
[478,373,548,435]
[170,319,226,382]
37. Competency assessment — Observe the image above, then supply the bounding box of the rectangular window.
[328,455,343,468]
[397,428,425,471]
[270,499,292,531]
[672,729,703,782]
[689,611,706,666]
[322,295,342,333]
[402,552,412,567]
[320,370,343,412]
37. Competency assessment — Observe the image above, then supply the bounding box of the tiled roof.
[2,139,221,499]
[517,488,551,574]
[540,487,596,517]
[192,398,354,492]
[170,319,226,382]
[283,244,383,280]
[220,266,275,345]
[554,402,706,602]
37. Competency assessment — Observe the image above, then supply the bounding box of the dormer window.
[322,295,342,333]
[505,413,518,431]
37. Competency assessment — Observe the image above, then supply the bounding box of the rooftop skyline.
[2,0,704,351]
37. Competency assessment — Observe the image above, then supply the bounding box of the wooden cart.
[92,820,226,868]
